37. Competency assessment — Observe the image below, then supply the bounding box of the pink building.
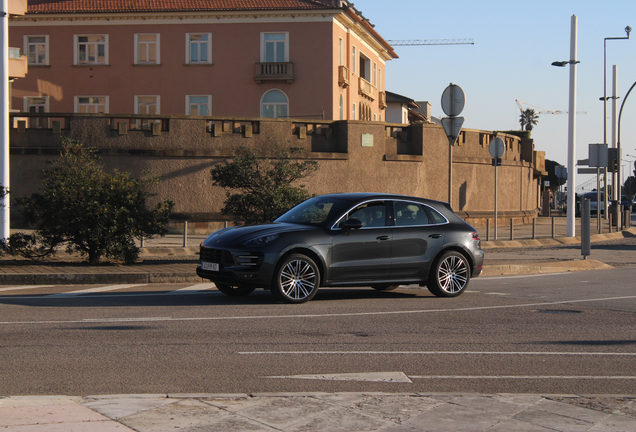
[9,0,397,122]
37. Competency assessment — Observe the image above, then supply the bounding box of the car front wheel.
[215,283,256,297]
[271,254,320,303]
[427,251,470,297]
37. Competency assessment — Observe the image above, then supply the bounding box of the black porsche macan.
[197,193,484,303]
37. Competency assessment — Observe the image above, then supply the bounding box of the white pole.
[0,0,10,240]
[566,15,578,237]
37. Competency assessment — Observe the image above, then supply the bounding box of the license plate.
[202,262,219,272]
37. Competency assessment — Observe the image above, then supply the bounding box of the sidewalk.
[2,392,635,431]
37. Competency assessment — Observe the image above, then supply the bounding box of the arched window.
[261,89,289,118]
[339,94,344,120]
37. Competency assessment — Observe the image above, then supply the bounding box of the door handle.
[428,234,442,239]
[376,236,391,241]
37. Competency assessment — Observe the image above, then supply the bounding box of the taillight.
[471,232,480,241]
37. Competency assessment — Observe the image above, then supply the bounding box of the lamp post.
[617,79,636,228]
[551,15,579,237]
[602,27,631,226]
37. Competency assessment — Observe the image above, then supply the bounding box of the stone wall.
[9,113,545,231]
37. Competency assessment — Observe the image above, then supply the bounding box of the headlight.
[243,234,280,247]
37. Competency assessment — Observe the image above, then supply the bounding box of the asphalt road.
[1,267,635,396]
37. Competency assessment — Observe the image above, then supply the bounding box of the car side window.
[425,207,447,224]
[338,201,387,228]
[394,201,430,226]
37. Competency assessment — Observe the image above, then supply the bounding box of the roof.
[385,91,420,109]
[27,0,337,14]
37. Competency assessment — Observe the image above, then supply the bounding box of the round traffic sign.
[489,137,505,158]
[441,83,465,117]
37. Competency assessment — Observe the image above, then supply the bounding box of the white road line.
[168,283,216,294]
[0,285,53,292]
[2,294,636,326]
[238,351,636,356]
[409,375,636,380]
[48,284,145,297]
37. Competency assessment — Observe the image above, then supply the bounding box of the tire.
[371,285,399,291]
[271,254,320,303]
[427,251,470,297]
[215,283,256,297]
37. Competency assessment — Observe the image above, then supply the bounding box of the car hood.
[202,222,316,248]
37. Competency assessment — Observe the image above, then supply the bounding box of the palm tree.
[519,108,539,131]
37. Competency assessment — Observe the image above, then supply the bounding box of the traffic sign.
[440,83,465,117]
[441,116,464,145]
[489,137,505,158]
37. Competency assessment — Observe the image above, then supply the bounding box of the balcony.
[254,62,294,83]
[338,65,349,88]
[9,48,27,79]
[8,0,27,15]
[379,91,387,109]
[358,77,376,101]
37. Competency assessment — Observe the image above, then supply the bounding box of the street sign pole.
[440,83,465,206]
[489,137,505,240]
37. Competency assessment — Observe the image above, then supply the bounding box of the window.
[135,34,159,64]
[186,95,211,116]
[260,90,288,118]
[75,96,108,113]
[25,35,48,65]
[378,68,382,91]
[135,95,160,129]
[394,201,447,227]
[373,113,377,121]
[359,52,370,82]
[186,33,211,64]
[75,35,108,65]
[337,201,387,228]
[339,94,344,120]
[352,103,356,120]
[24,96,48,128]
[339,38,344,66]
[261,32,288,62]
[373,62,377,87]
[351,46,356,75]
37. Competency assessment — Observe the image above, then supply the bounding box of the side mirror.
[342,218,363,231]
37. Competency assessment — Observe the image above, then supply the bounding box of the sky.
[356,0,636,193]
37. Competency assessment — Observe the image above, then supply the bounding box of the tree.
[211,146,319,225]
[519,108,539,131]
[544,159,567,191]
[4,138,174,264]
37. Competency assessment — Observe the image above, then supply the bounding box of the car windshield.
[275,196,352,226]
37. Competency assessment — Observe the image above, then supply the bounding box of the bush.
[211,146,318,225]
[3,138,174,264]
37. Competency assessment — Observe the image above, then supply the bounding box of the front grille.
[200,247,234,266]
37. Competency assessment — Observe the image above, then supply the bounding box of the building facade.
[9,0,396,121]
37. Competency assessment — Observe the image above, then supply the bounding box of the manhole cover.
[537,309,582,314]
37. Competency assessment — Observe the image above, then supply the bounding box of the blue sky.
[357,0,636,192]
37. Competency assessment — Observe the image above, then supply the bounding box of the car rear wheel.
[371,285,399,291]
[215,283,256,297]
[271,254,320,304]
[427,251,470,297]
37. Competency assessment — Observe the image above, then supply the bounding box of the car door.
[328,200,392,282]
[390,200,447,279]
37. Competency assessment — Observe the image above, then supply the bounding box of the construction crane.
[386,38,474,46]
[516,99,587,115]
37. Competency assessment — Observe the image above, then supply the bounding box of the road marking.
[2,294,636,326]
[477,273,570,280]
[82,317,172,323]
[409,375,636,380]
[167,283,215,295]
[0,285,53,292]
[239,351,636,356]
[48,284,145,297]
[265,372,412,383]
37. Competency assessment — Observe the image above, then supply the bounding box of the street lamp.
[603,27,631,226]
[617,78,636,228]
[551,15,579,237]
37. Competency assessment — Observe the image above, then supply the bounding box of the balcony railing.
[254,62,294,83]
[358,77,376,101]
[338,65,349,88]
